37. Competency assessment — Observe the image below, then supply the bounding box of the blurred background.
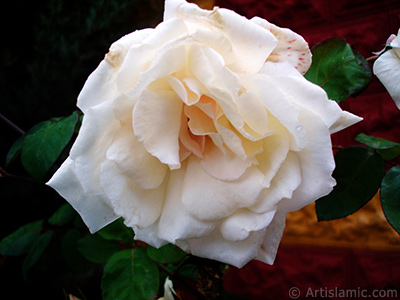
[1,0,400,299]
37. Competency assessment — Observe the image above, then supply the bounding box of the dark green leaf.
[381,166,400,234]
[355,133,400,160]
[0,220,43,256]
[77,233,120,264]
[22,231,54,280]
[316,146,385,221]
[74,214,87,229]
[21,111,78,180]
[305,38,372,102]
[97,218,134,243]
[48,203,77,226]
[5,136,24,167]
[102,248,159,300]
[378,147,400,161]
[147,244,187,264]
[177,263,198,282]
[62,229,90,271]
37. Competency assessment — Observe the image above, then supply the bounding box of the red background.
[215,0,400,299]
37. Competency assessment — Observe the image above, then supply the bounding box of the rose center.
[178,95,219,161]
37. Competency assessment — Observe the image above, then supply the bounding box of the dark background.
[0,0,164,299]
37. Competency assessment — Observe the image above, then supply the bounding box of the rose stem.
[0,113,25,135]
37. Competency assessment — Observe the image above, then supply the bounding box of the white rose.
[47,0,361,268]
[373,28,400,109]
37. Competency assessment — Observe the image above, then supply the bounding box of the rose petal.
[167,76,193,105]
[255,210,286,265]
[256,120,291,187]
[188,45,251,132]
[251,152,302,213]
[47,158,119,233]
[235,89,272,140]
[222,125,264,163]
[186,227,267,268]
[78,29,153,113]
[106,124,168,189]
[279,108,336,212]
[128,41,187,99]
[241,73,307,150]
[251,17,312,74]
[179,112,205,159]
[69,100,121,195]
[134,220,169,248]
[219,209,276,241]
[264,64,361,130]
[77,61,121,114]
[258,60,304,78]
[188,44,241,98]
[373,49,400,109]
[260,61,362,132]
[158,162,217,241]
[190,29,236,67]
[390,28,400,47]
[182,77,204,103]
[165,0,278,73]
[201,138,253,181]
[214,114,249,160]
[133,90,183,169]
[182,156,264,221]
[329,111,363,134]
[117,18,188,94]
[184,104,217,135]
[100,159,167,228]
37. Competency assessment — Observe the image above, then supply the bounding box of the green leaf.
[378,147,400,161]
[21,111,78,180]
[102,248,159,300]
[22,231,54,280]
[97,218,134,243]
[0,220,43,256]
[305,38,372,102]
[316,146,385,221]
[147,244,187,264]
[355,133,400,160]
[356,133,400,149]
[61,229,90,271]
[177,263,198,282]
[73,214,87,229]
[77,233,120,264]
[5,136,24,167]
[381,166,400,234]
[48,203,77,226]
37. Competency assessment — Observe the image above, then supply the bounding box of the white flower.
[47,0,361,268]
[158,277,176,300]
[373,28,400,109]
